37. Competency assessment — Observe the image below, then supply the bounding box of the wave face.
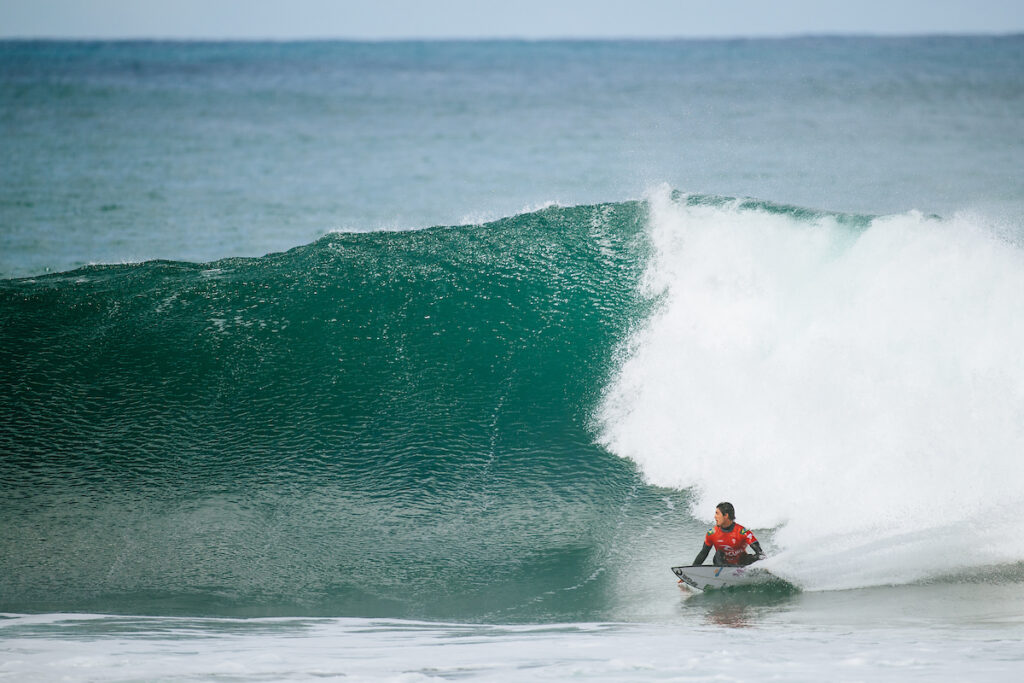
[1,201,682,620]
[599,188,1024,590]
[4,193,1024,619]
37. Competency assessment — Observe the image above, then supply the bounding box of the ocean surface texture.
[2,37,1024,681]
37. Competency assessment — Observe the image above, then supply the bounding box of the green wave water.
[6,193,1024,620]
[0,200,681,620]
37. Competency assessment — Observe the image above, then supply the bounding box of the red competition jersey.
[705,524,758,564]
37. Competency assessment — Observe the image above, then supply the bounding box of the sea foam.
[599,186,1024,590]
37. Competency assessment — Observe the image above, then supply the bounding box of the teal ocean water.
[3,38,1024,680]
[3,38,1023,278]
[2,200,654,620]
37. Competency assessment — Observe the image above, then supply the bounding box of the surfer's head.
[715,502,735,525]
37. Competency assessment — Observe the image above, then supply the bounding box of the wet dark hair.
[716,502,735,521]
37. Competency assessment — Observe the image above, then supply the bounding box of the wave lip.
[599,186,1024,590]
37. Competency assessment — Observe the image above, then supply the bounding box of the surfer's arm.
[693,543,712,565]
[750,541,765,559]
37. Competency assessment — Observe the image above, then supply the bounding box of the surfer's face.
[714,508,731,526]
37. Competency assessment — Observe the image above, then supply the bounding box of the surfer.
[693,502,765,566]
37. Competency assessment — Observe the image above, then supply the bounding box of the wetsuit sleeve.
[750,541,764,557]
[693,543,712,565]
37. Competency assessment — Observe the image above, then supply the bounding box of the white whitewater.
[600,186,1024,590]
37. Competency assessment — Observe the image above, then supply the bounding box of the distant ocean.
[3,37,1024,681]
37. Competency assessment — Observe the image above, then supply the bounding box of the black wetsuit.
[693,522,764,566]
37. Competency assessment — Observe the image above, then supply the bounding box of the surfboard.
[671,564,776,591]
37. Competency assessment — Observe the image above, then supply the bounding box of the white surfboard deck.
[671,564,776,591]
